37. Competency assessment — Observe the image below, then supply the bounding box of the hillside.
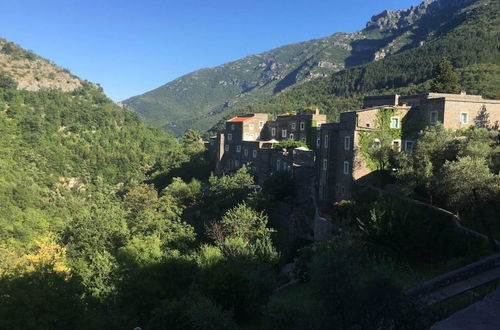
[0,38,83,92]
[214,0,499,129]
[123,0,488,136]
[0,38,193,256]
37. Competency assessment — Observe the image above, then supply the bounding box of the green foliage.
[162,177,202,208]
[273,139,307,150]
[355,196,487,262]
[358,107,401,170]
[439,156,499,211]
[265,241,432,329]
[0,72,18,89]
[188,295,239,330]
[0,269,92,330]
[430,58,460,93]
[394,123,456,195]
[206,166,255,216]
[474,105,490,128]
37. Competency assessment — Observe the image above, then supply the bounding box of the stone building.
[260,109,327,147]
[317,92,500,203]
[208,92,500,203]
[208,111,324,184]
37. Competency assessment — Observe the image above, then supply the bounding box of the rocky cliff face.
[366,0,478,31]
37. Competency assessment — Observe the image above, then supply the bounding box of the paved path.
[431,287,500,330]
[423,267,500,305]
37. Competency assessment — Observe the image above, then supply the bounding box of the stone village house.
[208,92,500,204]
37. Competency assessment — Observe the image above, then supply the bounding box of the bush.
[0,73,18,89]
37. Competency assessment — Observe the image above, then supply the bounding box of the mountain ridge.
[123,0,486,136]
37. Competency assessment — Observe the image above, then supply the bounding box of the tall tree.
[430,58,460,93]
[474,105,490,128]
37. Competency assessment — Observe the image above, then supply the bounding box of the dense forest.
[1,0,500,328]
[1,77,499,329]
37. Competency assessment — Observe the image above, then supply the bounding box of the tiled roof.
[228,116,251,122]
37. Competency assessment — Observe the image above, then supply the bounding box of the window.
[301,137,306,143]
[259,121,264,128]
[282,129,287,138]
[392,140,401,152]
[390,117,400,129]
[300,122,305,131]
[231,124,235,131]
[460,112,468,124]
[405,140,414,151]
[343,161,350,175]
[236,145,241,153]
[430,111,438,124]
[317,123,321,130]
[271,128,276,136]
[324,135,329,148]
[234,160,239,168]
[283,162,287,171]
[224,145,229,151]
[252,150,257,158]
[291,122,296,130]
[276,159,281,171]
[341,186,345,196]
[322,159,327,170]
[227,133,232,141]
[289,133,294,140]
[244,149,248,156]
[249,124,254,130]
[344,136,351,150]
[373,139,381,148]
[316,138,321,147]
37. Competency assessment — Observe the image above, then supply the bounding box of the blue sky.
[0,0,420,101]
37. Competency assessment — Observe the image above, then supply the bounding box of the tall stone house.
[208,110,326,184]
[208,92,500,202]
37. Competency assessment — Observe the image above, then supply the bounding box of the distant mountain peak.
[365,0,478,31]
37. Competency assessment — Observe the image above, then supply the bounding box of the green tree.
[162,177,202,208]
[207,166,254,215]
[182,129,205,154]
[474,105,490,128]
[0,73,17,89]
[440,156,499,211]
[430,58,460,93]
[395,123,455,197]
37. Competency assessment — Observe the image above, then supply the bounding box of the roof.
[228,116,251,123]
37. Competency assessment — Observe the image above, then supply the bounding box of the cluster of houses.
[207,92,500,204]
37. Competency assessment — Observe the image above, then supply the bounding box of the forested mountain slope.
[123,0,487,135]
[209,0,499,132]
[0,40,189,267]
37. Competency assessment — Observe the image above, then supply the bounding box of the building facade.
[208,111,325,184]
[208,92,500,203]
[317,92,500,203]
